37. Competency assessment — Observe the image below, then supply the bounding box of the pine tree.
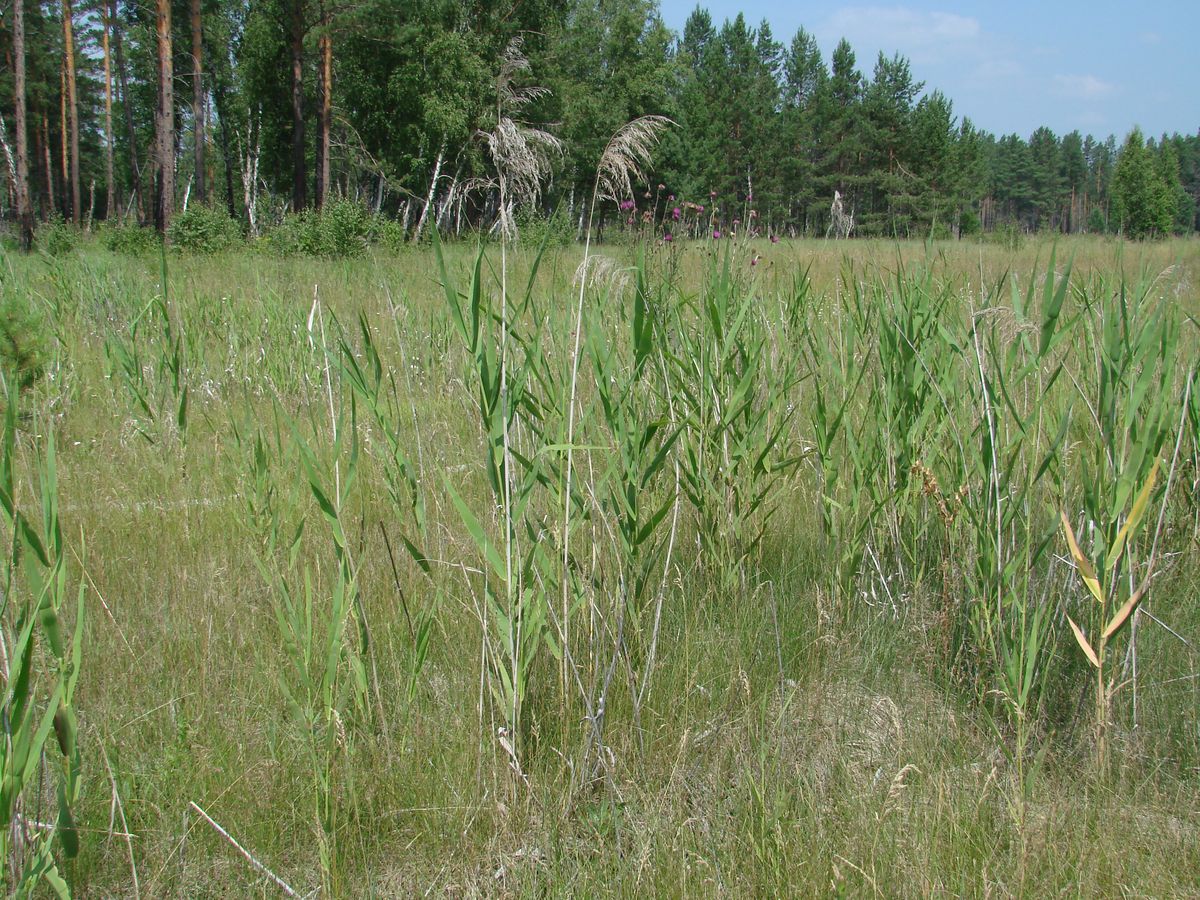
[12,0,35,249]
[861,51,921,233]
[813,37,865,217]
[780,27,825,232]
[1111,127,1171,239]
[154,0,175,230]
[1028,126,1063,230]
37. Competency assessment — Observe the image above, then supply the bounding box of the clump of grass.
[0,382,85,893]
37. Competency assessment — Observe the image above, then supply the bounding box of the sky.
[657,1,1200,141]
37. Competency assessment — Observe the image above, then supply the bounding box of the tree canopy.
[1,0,1196,239]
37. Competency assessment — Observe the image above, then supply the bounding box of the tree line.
[1,0,1197,247]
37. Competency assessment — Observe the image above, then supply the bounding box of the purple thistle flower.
[672,207,681,221]
[769,234,780,244]
[713,230,721,239]
[664,233,673,242]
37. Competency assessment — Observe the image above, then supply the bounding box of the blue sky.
[657,1,1200,141]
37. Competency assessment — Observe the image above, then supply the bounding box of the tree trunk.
[13,0,33,251]
[62,0,80,224]
[59,66,68,216]
[289,0,307,211]
[413,142,444,240]
[190,0,205,204]
[314,6,331,209]
[111,0,143,223]
[155,0,175,231]
[0,113,17,204]
[102,3,115,219]
[238,115,260,236]
[42,114,55,215]
[211,73,238,217]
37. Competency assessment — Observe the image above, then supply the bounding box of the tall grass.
[0,234,1197,895]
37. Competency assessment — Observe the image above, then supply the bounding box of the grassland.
[1,233,1199,897]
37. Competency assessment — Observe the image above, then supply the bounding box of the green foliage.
[0,387,86,892]
[167,205,244,254]
[0,237,1198,894]
[985,221,1024,250]
[670,249,801,591]
[37,218,79,257]
[99,223,160,255]
[1112,128,1174,239]
[0,290,49,393]
[958,209,981,236]
[317,200,373,258]
[259,212,311,256]
[372,216,409,252]
[261,201,373,258]
[516,207,575,248]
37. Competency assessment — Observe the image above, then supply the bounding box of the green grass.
[0,233,1198,896]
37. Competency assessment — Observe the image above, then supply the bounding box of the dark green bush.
[38,217,79,256]
[517,208,575,248]
[167,205,243,254]
[317,199,371,258]
[958,209,981,237]
[259,212,311,256]
[261,200,372,258]
[100,222,159,255]
[984,221,1024,250]
[0,288,49,392]
[373,216,408,252]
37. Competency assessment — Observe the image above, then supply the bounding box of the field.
[2,233,1199,897]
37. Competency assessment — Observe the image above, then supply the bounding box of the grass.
[0,232,1198,896]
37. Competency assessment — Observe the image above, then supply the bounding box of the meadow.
[1,231,1199,897]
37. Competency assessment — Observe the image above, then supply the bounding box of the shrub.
[0,289,49,392]
[958,209,981,237]
[260,201,372,258]
[373,216,409,252]
[38,216,79,256]
[167,204,243,254]
[985,221,1024,250]
[315,199,371,258]
[100,222,159,255]
[517,208,575,248]
[259,212,311,256]
[1086,207,1108,235]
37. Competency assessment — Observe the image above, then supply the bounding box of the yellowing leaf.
[1067,616,1100,668]
[1107,460,1160,570]
[1061,512,1103,604]
[1102,584,1148,642]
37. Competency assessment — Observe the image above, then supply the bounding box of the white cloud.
[818,7,982,63]
[1053,74,1115,100]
